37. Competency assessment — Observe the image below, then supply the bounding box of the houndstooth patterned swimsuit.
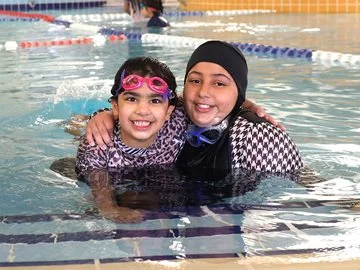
[230,116,303,172]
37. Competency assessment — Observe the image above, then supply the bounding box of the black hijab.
[176,40,248,171]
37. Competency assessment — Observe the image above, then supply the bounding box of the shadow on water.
[50,157,360,218]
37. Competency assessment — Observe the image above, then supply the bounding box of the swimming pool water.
[0,7,359,266]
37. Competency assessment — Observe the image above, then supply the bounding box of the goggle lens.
[151,78,166,90]
[201,130,221,141]
[123,75,141,89]
[185,127,221,147]
[186,134,201,147]
[185,121,228,147]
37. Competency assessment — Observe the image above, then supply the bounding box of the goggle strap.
[161,88,176,102]
[120,69,125,82]
[168,90,176,100]
[114,69,126,97]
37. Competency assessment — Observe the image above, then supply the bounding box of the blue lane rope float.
[95,26,314,60]
[1,11,359,68]
[233,43,313,59]
[56,9,275,22]
[96,27,360,66]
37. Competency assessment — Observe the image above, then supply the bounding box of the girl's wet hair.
[110,56,178,105]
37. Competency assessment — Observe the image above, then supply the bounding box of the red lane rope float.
[18,36,94,48]
[108,34,127,42]
[0,10,54,23]
[15,34,126,49]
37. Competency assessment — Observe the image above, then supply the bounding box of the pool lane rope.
[97,27,360,67]
[1,10,360,68]
[0,10,54,23]
[0,34,126,51]
[56,9,275,22]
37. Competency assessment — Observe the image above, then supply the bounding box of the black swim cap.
[185,40,248,108]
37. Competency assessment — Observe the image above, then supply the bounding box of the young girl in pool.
[75,56,186,178]
[75,56,187,223]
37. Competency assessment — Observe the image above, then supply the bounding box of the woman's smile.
[195,103,212,112]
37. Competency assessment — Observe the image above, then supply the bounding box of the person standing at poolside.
[86,41,303,174]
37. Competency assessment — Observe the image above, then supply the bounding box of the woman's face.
[183,62,238,127]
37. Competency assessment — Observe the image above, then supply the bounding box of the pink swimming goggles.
[115,70,174,101]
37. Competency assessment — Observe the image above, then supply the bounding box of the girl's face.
[112,77,174,148]
[183,62,238,127]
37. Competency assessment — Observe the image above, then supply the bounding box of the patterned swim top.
[230,116,303,173]
[75,106,187,179]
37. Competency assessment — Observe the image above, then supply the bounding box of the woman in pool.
[86,40,303,173]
